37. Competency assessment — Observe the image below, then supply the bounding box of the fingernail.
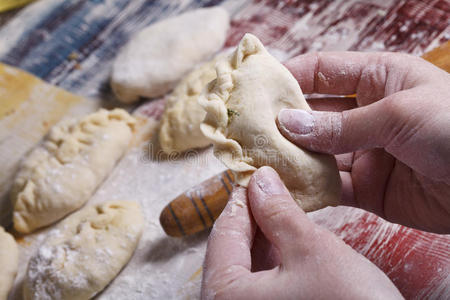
[255,167,287,195]
[278,109,314,135]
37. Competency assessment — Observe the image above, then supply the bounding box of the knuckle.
[298,226,338,255]
[382,96,411,134]
[329,111,345,152]
[308,111,344,154]
[317,111,345,153]
[382,52,417,66]
[203,266,246,300]
[383,98,404,119]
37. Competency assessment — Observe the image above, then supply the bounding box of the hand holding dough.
[111,7,229,103]
[0,226,18,300]
[11,109,135,233]
[23,201,144,300]
[199,34,341,211]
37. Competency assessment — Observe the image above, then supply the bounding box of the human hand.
[277,52,450,233]
[202,166,403,300]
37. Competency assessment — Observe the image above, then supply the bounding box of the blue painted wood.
[0,0,227,99]
[0,0,450,105]
[0,0,447,102]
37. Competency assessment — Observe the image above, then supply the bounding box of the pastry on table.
[0,226,18,300]
[23,201,144,300]
[11,109,136,234]
[158,55,223,153]
[111,7,230,103]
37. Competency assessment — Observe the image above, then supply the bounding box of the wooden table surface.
[0,0,449,299]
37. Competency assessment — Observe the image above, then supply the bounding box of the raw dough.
[23,201,144,300]
[0,226,18,300]
[11,109,136,234]
[110,7,230,103]
[199,34,341,211]
[158,57,219,153]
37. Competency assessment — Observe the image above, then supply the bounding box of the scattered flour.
[26,245,89,299]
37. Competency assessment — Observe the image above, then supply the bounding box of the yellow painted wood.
[0,0,35,12]
[0,63,97,226]
[422,41,450,73]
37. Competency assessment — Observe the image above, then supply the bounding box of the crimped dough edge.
[199,34,268,185]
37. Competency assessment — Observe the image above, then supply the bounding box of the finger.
[339,171,355,207]
[277,89,414,154]
[202,187,255,293]
[284,52,421,103]
[306,96,357,112]
[335,153,353,171]
[211,270,289,300]
[285,52,378,95]
[251,228,280,272]
[350,149,395,217]
[247,166,314,266]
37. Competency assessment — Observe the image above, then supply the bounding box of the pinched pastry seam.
[199,34,267,177]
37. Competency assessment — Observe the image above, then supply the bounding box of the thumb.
[248,166,315,266]
[277,96,402,154]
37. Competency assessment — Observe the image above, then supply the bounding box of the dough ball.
[23,201,144,300]
[0,226,18,300]
[11,109,135,234]
[110,7,230,103]
[199,34,341,212]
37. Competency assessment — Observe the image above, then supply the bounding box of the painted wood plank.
[0,0,447,101]
[0,0,448,299]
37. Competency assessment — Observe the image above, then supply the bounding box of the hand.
[202,166,403,300]
[277,52,450,233]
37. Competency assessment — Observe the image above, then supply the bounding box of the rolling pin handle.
[160,170,235,237]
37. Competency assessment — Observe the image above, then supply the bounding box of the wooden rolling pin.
[160,170,235,237]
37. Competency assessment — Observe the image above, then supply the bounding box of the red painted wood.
[223,1,449,298]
